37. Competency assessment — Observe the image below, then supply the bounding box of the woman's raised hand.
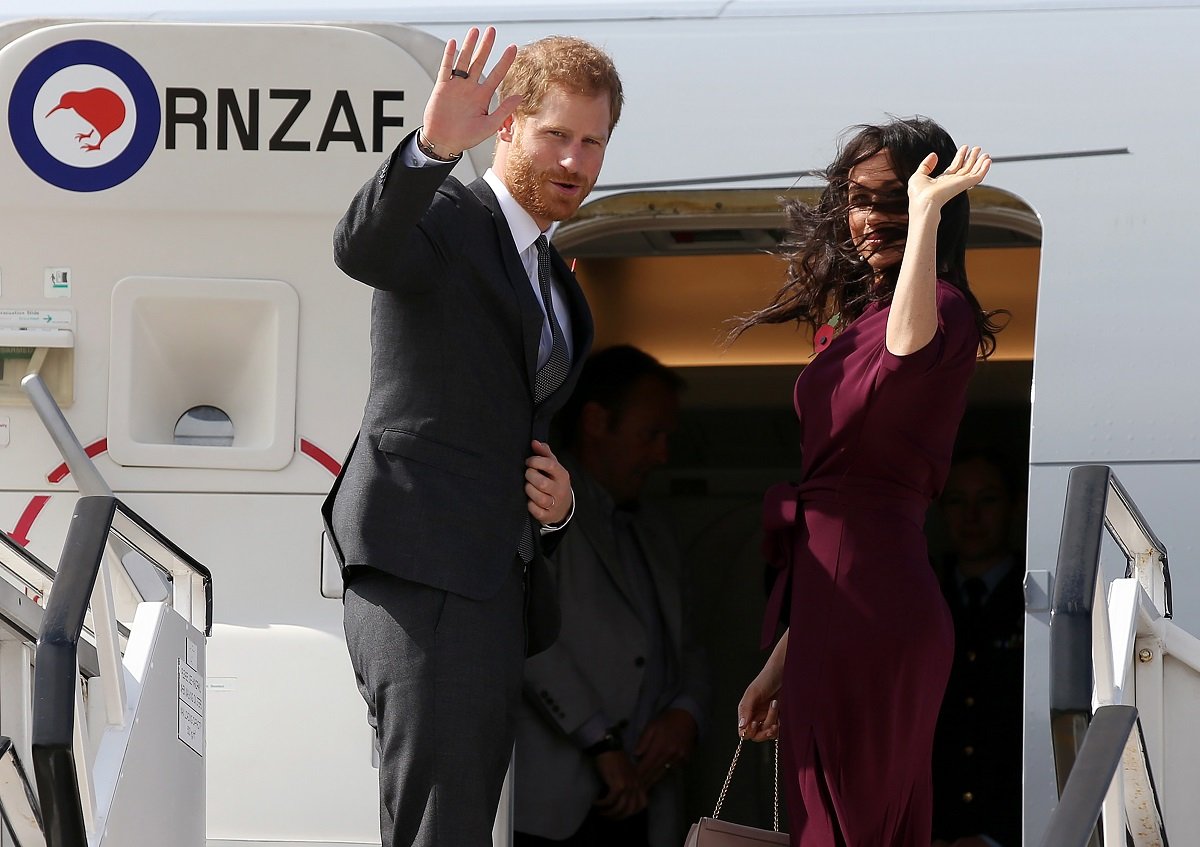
[421,26,524,156]
[907,145,991,213]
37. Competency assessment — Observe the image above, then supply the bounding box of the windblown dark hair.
[732,116,1004,357]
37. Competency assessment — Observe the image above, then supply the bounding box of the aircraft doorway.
[557,185,1041,829]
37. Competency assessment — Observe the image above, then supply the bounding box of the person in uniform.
[932,449,1025,847]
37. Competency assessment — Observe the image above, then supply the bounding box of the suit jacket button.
[963,745,975,757]
[962,791,974,803]
[634,656,646,667]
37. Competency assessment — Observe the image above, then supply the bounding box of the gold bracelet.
[416,127,462,162]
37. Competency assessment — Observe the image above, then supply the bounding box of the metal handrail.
[1039,706,1138,847]
[19,373,215,844]
[1105,471,1171,618]
[18,374,213,635]
[20,494,214,847]
[0,534,99,679]
[111,502,213,637]
[20,376,110,499]
[1047,464,1171,846]
[31,496,114,847]
[1050,466,1108,796]
[0,529,133,650]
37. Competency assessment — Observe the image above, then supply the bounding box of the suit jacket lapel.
[468,178,542,393]
[542,243,594,408]
[549,246,594,365]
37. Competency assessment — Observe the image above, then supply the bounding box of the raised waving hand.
[422,26,523,157]
[885,144,990,356]
[908,144,991,212]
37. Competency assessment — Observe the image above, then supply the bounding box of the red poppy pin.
[814,313,841,352]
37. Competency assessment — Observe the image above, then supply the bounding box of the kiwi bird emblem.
[46,88,127,151]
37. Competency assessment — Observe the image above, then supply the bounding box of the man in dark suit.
[323,27,623,847]
[513,346,710,847]
[932,449,1025,847]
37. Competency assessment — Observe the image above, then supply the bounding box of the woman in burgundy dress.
[734,118,1002,846]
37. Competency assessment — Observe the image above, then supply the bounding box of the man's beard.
[505,139,592,224]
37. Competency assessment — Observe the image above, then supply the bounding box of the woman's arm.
[737,630,787,741]
[886,145,990,356]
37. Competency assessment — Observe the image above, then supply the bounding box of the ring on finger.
[449,68,470,79]
[549,495,557,508]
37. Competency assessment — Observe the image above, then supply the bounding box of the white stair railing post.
[0,641,34,772]
[1094,573,1128,846]
[172,575,193,632]
[94,544,127,728]
[1132,549,1168,620]
[1132,629,1165,800]
[73,670,95,834]
[1094,575,1117,707]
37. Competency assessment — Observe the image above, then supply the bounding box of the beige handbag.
[684,739,789,846]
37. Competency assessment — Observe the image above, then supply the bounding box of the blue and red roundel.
[9,39,160,192]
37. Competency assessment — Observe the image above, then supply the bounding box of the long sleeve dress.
[761,280,980,847]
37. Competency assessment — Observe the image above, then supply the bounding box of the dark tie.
[519,235,571,562]
[963,577,986,610]
[532,235,570,405]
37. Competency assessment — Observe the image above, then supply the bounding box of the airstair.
[0,375,212,847]
[1039,465,1200,846]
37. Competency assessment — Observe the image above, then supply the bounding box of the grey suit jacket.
[514,460,710,846]
[323,133,593,648]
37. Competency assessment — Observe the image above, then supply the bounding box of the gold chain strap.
[774,734,780,832]
[711,738,781,832]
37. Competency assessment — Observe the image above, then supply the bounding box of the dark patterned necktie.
[519,235,571,562]
[532,235,570,405]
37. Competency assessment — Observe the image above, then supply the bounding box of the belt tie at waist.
[759,477,928,648]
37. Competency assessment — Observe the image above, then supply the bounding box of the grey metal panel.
[1029,184,1200,465]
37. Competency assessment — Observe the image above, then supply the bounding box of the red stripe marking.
[47,437,108,483]
[300,439,342,476]
[10,495,51,547]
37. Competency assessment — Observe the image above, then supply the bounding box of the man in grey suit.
[323,27,624,847]
[514,346,710,847]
